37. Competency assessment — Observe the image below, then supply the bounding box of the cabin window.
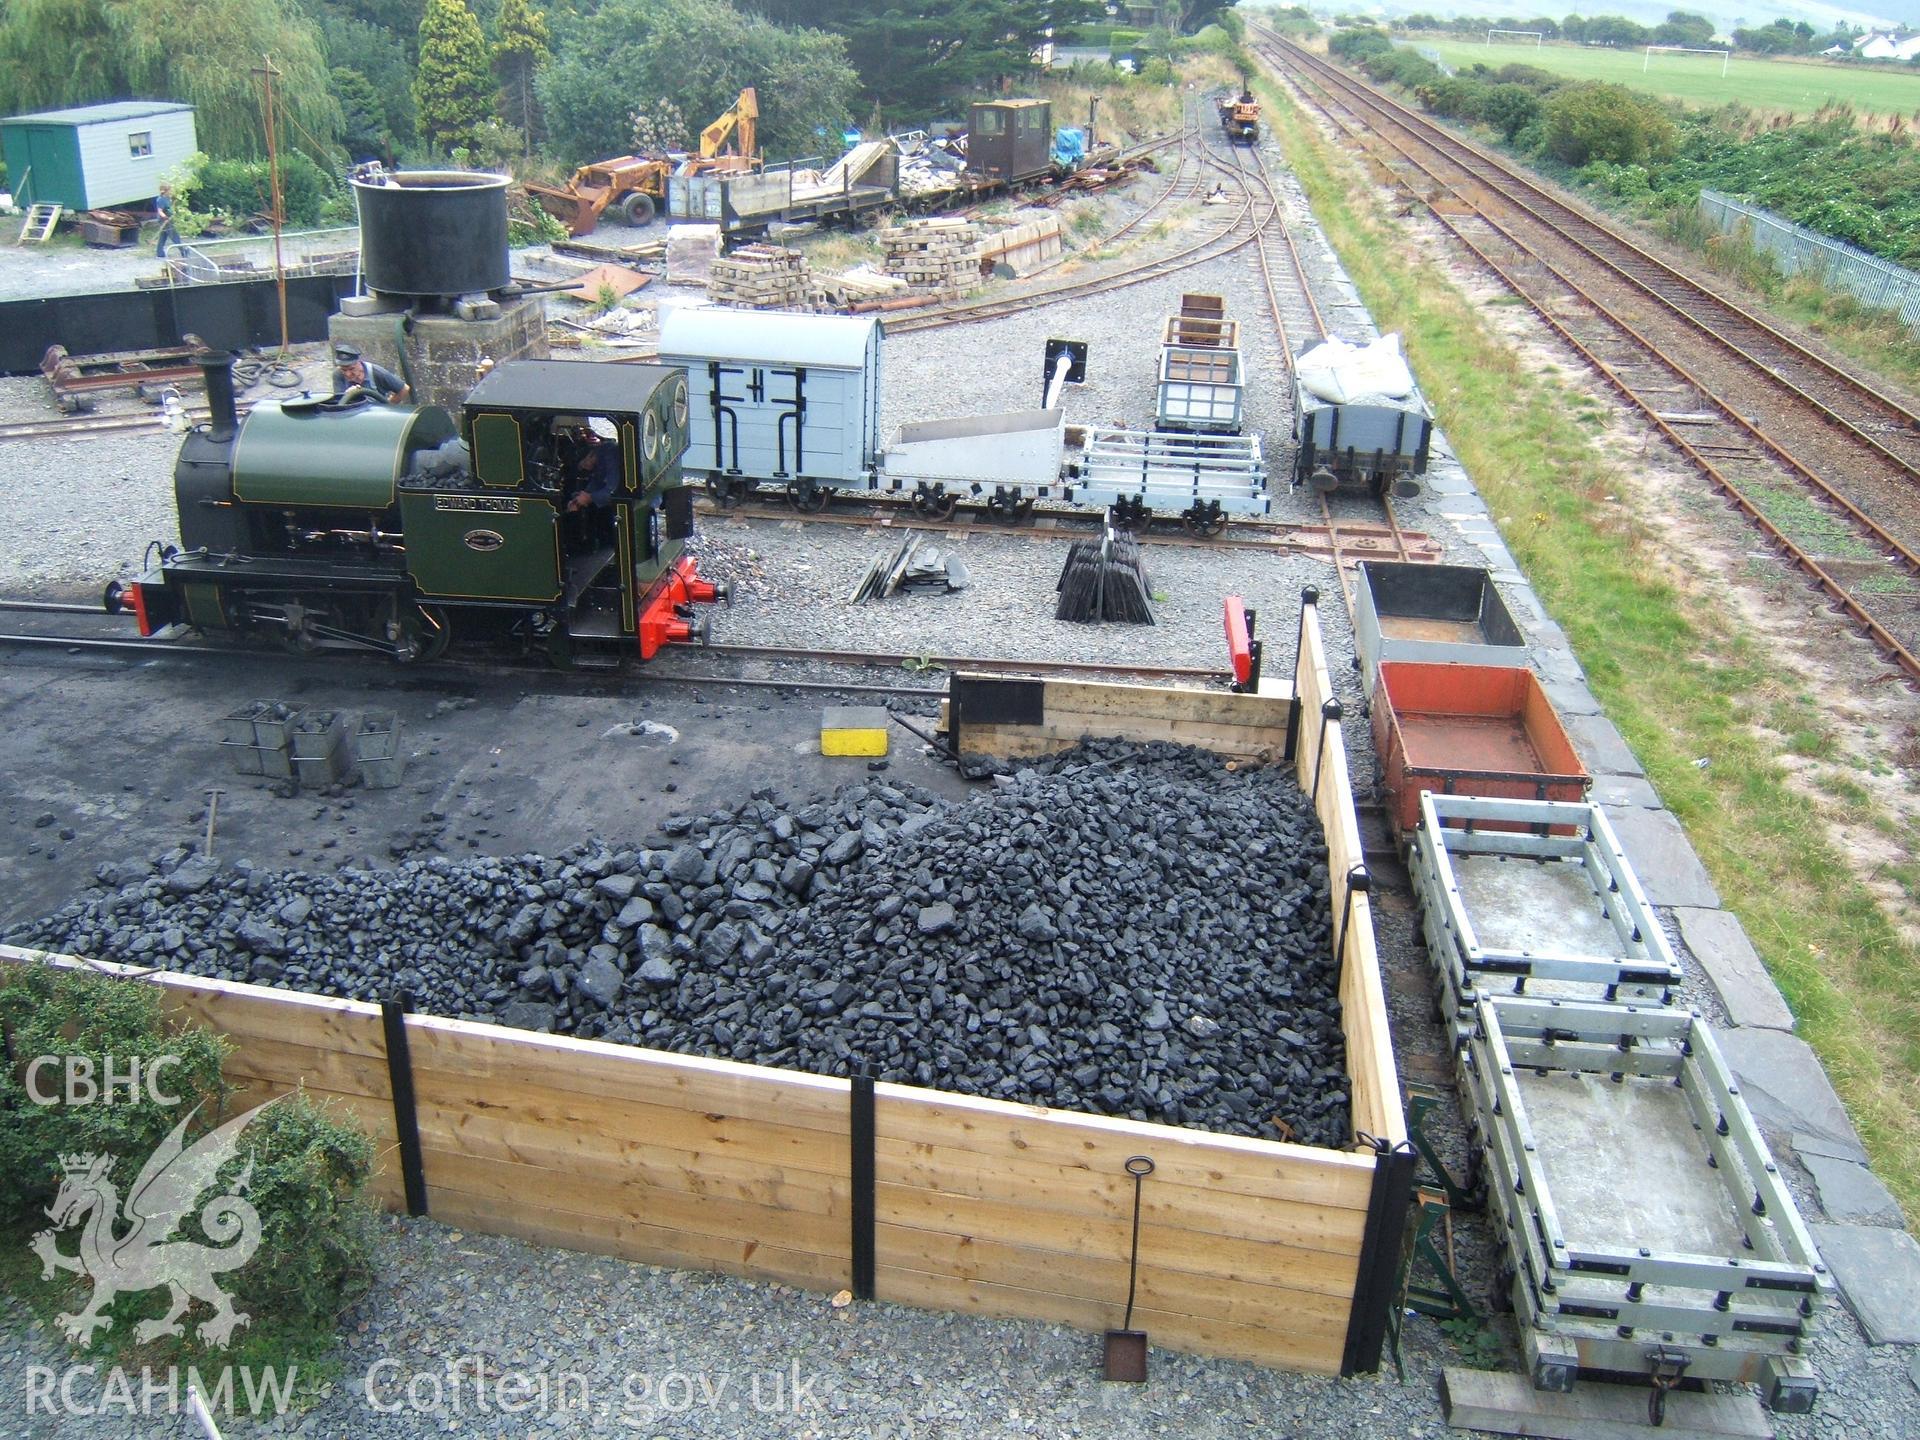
[976,109,1006,137]
[128,131,153,158]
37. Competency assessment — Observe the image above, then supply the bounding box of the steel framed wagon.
[1407,792,1683,1036]
[1157,346,1245,434]
[1075,426,1268,536]
[1458,991,1829,1417]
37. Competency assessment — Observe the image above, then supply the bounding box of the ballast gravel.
[9,740,1349,1146]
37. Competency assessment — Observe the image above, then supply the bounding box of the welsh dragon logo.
[30,1100,276,1348]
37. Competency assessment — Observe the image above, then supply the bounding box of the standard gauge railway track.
[1256,29,1920,683]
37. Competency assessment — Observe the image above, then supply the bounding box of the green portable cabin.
[1,101,197,210]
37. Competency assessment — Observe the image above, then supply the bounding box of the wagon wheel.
[1490,1256,1516,1315]
[399,603,452,664]
[912,487,958,521]
[785,480,830,514]
[1182,504,1228,538]
[705,474,742,509]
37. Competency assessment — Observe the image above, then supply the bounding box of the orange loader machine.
[527,88,761,237]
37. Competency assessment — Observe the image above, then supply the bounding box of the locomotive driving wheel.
[399,603,452,664]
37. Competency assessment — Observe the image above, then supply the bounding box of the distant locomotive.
[106,353,727,665]
[1219,84,1260,145]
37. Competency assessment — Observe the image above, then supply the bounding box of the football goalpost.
[1644,44,1731,77]
[1485,29,1543,46]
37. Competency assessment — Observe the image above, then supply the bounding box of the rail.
[1256,29,1920,685]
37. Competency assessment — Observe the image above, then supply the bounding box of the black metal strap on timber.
[1284,587,1319,763]
[850,1071,876,1301]
[381,996,429,1218]
[1341,1134,1419,1377]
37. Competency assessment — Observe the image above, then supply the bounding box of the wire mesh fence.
[1698,189,1920,334]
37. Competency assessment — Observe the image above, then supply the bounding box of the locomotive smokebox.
[352,170,511,299]
[199,350,238,441]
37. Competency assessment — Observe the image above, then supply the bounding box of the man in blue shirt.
[153,184,180,258]
[565,436,619,514]
[331,344,411,404]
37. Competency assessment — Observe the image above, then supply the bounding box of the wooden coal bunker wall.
[0,600,1410,1377]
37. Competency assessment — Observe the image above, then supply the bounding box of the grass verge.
[1263,77,1920,1229]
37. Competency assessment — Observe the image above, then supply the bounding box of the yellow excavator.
[527,88,759,236]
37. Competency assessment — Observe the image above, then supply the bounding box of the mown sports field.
[1409,36,1920,118]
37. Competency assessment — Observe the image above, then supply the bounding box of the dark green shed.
[1,101,197,211]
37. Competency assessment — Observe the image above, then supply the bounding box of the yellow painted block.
[821,705,889,757]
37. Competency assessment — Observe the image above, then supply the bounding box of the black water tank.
[352,170,510,297]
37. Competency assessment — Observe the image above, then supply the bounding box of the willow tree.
[0,0,340,158]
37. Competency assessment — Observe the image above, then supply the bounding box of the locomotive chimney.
[198,351,238,441]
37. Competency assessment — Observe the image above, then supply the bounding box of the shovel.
[1102,1155,1156,1382]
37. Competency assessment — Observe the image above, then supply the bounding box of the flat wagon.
[1407,792,1682,1034]
[1461,986,1828,1416]
[667,149,899,236]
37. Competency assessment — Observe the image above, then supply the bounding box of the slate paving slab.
[1802,1150,1906,1227]
[1671,906,1796,1032]
[1718,1027,1866,1162]
[1565,711,1645,777]
[1588,772,1661,809]
[1603,805,1721,908]
[1538,676,1605,717]
[1810,1224,1920,1344]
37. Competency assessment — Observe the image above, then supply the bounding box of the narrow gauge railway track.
[1257,30,1920,682]
[697,487,1442,563]
[1206,92,1431,603]
[883,112,1270,335]
[0,602,1229,687]
[0,406,234,444]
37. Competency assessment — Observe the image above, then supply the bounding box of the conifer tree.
[493,0,550,151]
[413,0,492,155]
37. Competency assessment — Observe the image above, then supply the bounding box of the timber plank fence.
[4,592,1409,1377]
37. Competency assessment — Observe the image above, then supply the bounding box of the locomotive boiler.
[107,353,726,664]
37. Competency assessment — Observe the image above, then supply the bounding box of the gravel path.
[2,1219,1463,1438]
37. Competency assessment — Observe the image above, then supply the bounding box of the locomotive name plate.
[435,495,521,514]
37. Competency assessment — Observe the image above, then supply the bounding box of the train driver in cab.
[331,344,411,405]
[564,425,620,514]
